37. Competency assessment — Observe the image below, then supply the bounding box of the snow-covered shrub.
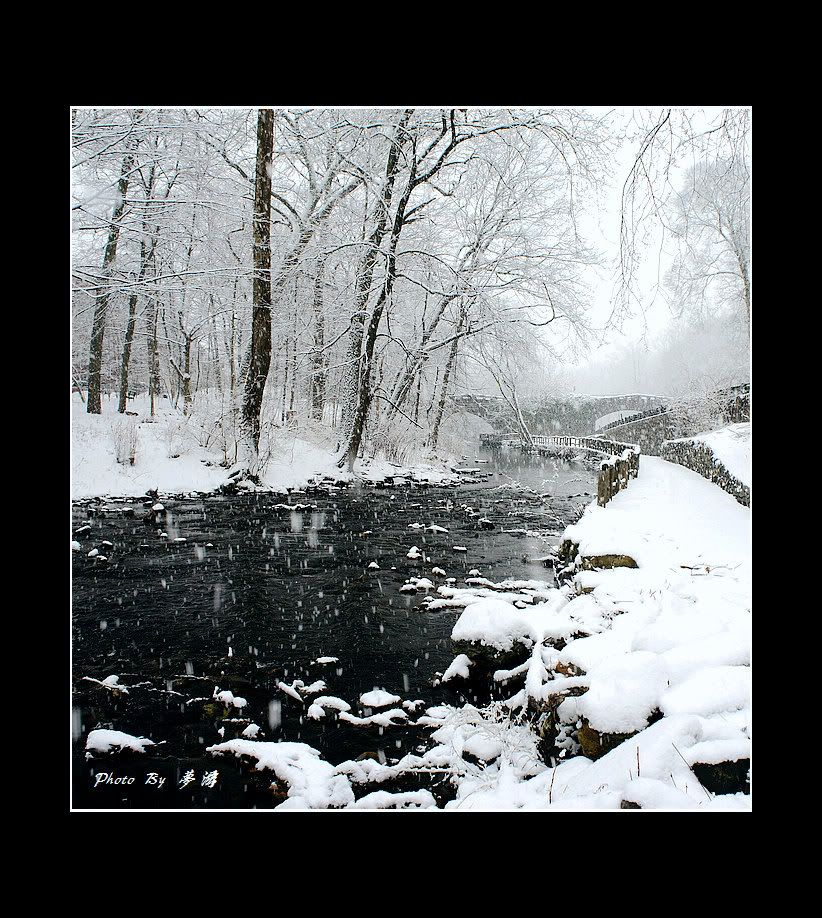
[667,374,749,436]
[190,392,239,464]
[162,415,198,459]
[110,417,140,466]
[428,701,546,782]
[367,421,420,466]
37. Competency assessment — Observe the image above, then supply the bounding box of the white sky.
[559,106,742,394]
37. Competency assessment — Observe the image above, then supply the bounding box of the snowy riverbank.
[73,403,751,809]
[308,454,750,810]
[71,394,475,499]
[429,455,751,809]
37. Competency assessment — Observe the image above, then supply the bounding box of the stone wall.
[660,438,750,507]
[724,386,750,424]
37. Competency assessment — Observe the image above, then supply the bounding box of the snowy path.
[564,455,750,573]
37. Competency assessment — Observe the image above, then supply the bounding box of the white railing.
[530,436,640,507]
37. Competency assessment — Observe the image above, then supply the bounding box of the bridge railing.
[595,382,750,435]
[531,436,640,507]
[596,404,669,433]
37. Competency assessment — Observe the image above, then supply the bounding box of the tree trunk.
[211,312,222,395]
[337,255,401,471]
[738,252,751,334]
[118,236,155,413]
[229,308,236,395]
[429,314,463,450]
[512,387,534,448]
[288,323,297,421]
[239,108,275,470]
[310,258,327,420]
[161,306,178,407]
[183,336,192,412]
[147,300,161,416]
[337,112,411,447]
[87,142,137,413]
[281,337,290,424]
[337,292,385,471]
[118,293,138,413]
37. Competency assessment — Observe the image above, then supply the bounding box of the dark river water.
[71,448,596,808]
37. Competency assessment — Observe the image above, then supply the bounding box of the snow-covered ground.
[72,396,230,498]
[691,422,751,487]
[563,454,750,571]
[429,455,751,809]
[71,394,464,498]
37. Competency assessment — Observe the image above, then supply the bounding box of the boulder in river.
[452,638,532,671]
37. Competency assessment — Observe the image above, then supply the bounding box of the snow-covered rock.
[312,696,351,713]
[206,739,354,809]
[346,790,437,809]
[85,729,156,755]
[340,708,408,728]
[441,654,473,682]
[359,689,402,708]
[576,651,668,735]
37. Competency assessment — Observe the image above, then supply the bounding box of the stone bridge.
[470,385,748,457]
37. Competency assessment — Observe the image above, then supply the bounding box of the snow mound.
[442,654,473,682]
[206,739,354,809]
[451,599,537,653]
[339,709,408,728]
[347,790,437,809]
[359,689,401,708]
[312,695,351,712]
[86,729,156,755]
[660,665,751,717]
[576,651,668,734]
